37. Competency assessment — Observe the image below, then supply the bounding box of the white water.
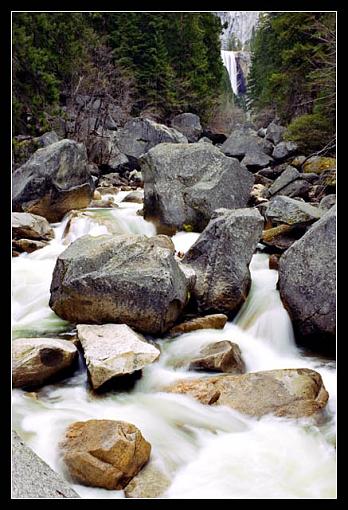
[12,198,336,499]
[221,50,239,96]
[216,11,260,50]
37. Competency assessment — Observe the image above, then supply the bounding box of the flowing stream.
[12,192,336,499]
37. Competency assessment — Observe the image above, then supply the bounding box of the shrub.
[285,113,334,154]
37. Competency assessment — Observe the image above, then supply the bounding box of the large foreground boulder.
[182,208,264,316]
[12,139,94,222]
[171,113,202,142]
[114,117,187,158]
[141,143,254,233]
[278,206,336,353]
[12,338,78,388]
[60,420,151,489]
[76,324,160,389]
[165,368,329,418]
[50,234,191,335]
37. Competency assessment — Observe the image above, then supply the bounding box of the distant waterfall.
[221,50,238,95]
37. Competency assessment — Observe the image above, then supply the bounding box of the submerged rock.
[279,206,336,353]
[12,338,78,388]
[12,139,94,222]
[183,208,264,316]
[50,234,191,335]
[168,314,228,337]
[60,420,151,489]
[124,462,171,498]
[188,340,245,374]
[165,368,329,418]
[141,143,254,233]
[76,324,160,389]
[171,113,202,142]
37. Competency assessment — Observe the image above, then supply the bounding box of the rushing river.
[12,192,336,499]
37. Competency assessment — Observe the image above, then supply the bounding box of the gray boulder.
[36,131,60,147]
[265,121,285,145]
[272,141,298,160]
[279,206,336,352]
[76,324,160,389]
[171,113,202,142]
[114,117,187,158]
[264,166,311,199]
[183,208,264,316]
[50,234,191,335]
[241,150,273,170]
[141,143,254,233]
[189,340,246,374]
[220,127,271,159]
[12,139,94,222]
[12,212,54,241]
[12,338,78,388]
[320,194,336,210]
[265,196,323,226]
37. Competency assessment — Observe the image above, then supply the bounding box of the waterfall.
[216,11,260,50]
[221,50,239,96]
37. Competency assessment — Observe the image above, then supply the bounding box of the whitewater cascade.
[221,50,239,96]
[12,192,336,499]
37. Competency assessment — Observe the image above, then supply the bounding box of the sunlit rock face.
[215,11,260,50]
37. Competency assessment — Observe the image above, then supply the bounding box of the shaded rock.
[12,238,49,254]
[265,121,285,145]
[96,186,119,196]
[76,324,160,389]
[12,431,80,498]
[168,314,228,338]
[264,166,310,199]
[220,127,272,162]
[257,127,267,138]
[50,234,191,335]
[114,117,187,159]
[241,150,273,170]
[60,420,151,490]
[12,139,94,222]
[279,206,336,353]
[272,141,298,160]
[257,165,287,180]
[12,212,54,241]
[183,208,264,316]
[303,156,336,174]
[264,196,323,226]
[165,368,329,418]
[37,131,60,147]
[121,191,143,204]
[98,172,128,188]
[12,338,78,388]
[291,155,306,168]
[189,340,245,374]
[253,174,273,186]
[300,173,320,183]
[141,143,254,233]
[269,254,280,270]
[201,130,227,145]
[261,224,304,251]
[198,136,213,144]
[320,194,336,210]
[124,462,171,498]
[171,113,202,142]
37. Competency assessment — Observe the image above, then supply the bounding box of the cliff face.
[215,11,260,50]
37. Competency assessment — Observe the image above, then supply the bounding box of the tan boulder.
[168,314,228,337]
[12,338,78,388]
[60,420,151,489]
[76,324,160,390]
[12,238,49,254]
[188,341,245,374]
[165,368,329,418]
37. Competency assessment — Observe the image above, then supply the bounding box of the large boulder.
[141,143,254,233]
[182,208,264,316]
[60,420,151,489]
[50,234,191,335]
[168,314,228,338]
[171,113,202,142]
[12,139,94,222]
[278,206,336,353]
[265,121,285,145]
[220,127,273,169]
[188,340,245,374]
[272,141,298,161]
[165,368,329,418]
[12,338,78,388]
[114,117,187,158]
[264,166,311,199]
[76,324,160,389]
[12,212,54,241]
[264,196,323,226]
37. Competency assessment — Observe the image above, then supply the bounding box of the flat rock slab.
[12,431,79,498]
[165,368,329,418]
[265,196,323,226]
[168,314,228,337]
[77,324,160,389]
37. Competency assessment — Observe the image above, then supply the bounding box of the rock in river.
[60,420,151,489]
[76,324,160,389]
[168,314,228,337]
[50,234,191,335]
[189,340,246,374]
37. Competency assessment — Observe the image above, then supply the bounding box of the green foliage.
[248,12,336,152]
[285,113,333,153]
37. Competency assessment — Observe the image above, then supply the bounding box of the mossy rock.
[303,157,336,174]
[183,224,193,232]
